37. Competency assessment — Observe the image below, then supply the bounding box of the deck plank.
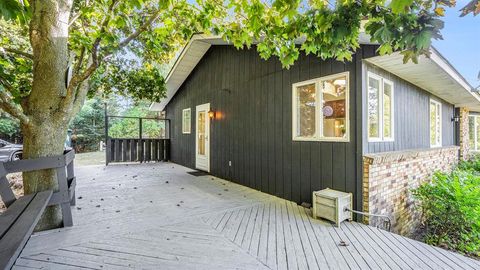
[13,163,479,270]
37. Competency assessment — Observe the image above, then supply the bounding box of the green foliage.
[0,113,20,137]
[458,157,480,173]
[0,0,200,109]
[198,0,479,67]
[89,59,167,103]
[108,100,165,139]
[413,166,480,257]
[0,19,32,102]
[69,97,109,152]
[0,0,478,123]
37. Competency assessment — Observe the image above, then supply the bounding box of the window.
[292,72,349,142]
[367,72,394,141]
[182,108,191,134]
[429,99,442,147]
[468,115,480,151]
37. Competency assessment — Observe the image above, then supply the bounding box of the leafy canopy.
[0,0,478,123]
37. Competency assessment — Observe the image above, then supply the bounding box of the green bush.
[457,157,480,173]
[413,169,480,257]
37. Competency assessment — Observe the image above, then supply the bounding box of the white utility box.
[312,188,353,227]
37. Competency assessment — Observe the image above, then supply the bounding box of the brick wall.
[363,146,459,236]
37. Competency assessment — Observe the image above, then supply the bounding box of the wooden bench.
[0,150,76,269]
[0,163,52,270]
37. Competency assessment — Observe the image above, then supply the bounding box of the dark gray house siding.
[166,45,367,208]
[362,62,456,153]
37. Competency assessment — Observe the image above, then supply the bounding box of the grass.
[74,151,106,166]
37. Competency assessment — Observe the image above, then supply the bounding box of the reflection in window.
[292,72,349,141]
[182,108,191,134]
[367,72,394,141]
[368,77,380,138]
[198,112,206,155]
[321,75,347,138]
[429,100,442,147]
[295,83,316,138]
[383,83,393,138]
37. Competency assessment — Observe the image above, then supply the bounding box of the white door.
[195,103,210,172]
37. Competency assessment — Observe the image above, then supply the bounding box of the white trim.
[182,108,191,134]
[429,99,442,148]
[292,72,350,142]
[366,72,395,142]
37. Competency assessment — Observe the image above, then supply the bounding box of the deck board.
[15,162,479,269]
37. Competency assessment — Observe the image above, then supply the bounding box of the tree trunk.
[22,0,74,230]
[22,120,68,230]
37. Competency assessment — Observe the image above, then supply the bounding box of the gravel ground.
[0,172,23,213]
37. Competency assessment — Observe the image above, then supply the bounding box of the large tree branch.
[115,9,162,51]
[64,0,119,108]
[1,47,34,60]
[0,78,30,124]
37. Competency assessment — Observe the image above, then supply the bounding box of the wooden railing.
[1,149,76,226]
[106,138,170,164]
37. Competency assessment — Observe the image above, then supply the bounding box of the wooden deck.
[14,162,480,269]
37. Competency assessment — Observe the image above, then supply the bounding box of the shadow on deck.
[15,162,480,269]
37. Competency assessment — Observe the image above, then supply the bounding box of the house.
[150,34,480,235]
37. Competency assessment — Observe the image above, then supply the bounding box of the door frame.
[195,103,210,172]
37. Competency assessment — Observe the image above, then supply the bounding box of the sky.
[432,0,480,88]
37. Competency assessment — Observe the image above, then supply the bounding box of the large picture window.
[292,72,349,142]
[429,99,442,147]
[468,115,480,151]
[182,108,191,134]
[367,72,394,142]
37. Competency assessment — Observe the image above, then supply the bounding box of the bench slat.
[0,190,52,270]
[0,195,35,239]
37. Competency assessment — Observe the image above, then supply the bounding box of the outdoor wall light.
[451,115,460,122]
[208,110,216,119]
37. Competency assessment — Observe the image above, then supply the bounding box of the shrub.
[412,169,480,257]
[458,156,480,173]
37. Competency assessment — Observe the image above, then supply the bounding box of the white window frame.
[292,72,350,142]
[367,72,395,142]
[429,99,442,148]
[182,108,191,134]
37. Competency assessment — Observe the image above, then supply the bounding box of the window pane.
[469,116,475,150]
[430,101,441,146]
[322,75,347,138]
[198,111,205,155]
[182,109,191,133]
[430,102,437,146]
[295,83,316,137]
[383,82,392,138]
[368,77,380,138]
[476,117,480,151]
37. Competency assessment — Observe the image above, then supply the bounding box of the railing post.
[139,118,143,163]
[67,159,75,206]
[104,102,109,166]
[56,166,73,227]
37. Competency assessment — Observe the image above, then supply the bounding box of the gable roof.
[150,34,480,112]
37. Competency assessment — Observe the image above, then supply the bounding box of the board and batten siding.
[166,45,365,208]
[362,62,456,154]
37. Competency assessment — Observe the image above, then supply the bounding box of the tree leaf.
[390,0,414,14]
